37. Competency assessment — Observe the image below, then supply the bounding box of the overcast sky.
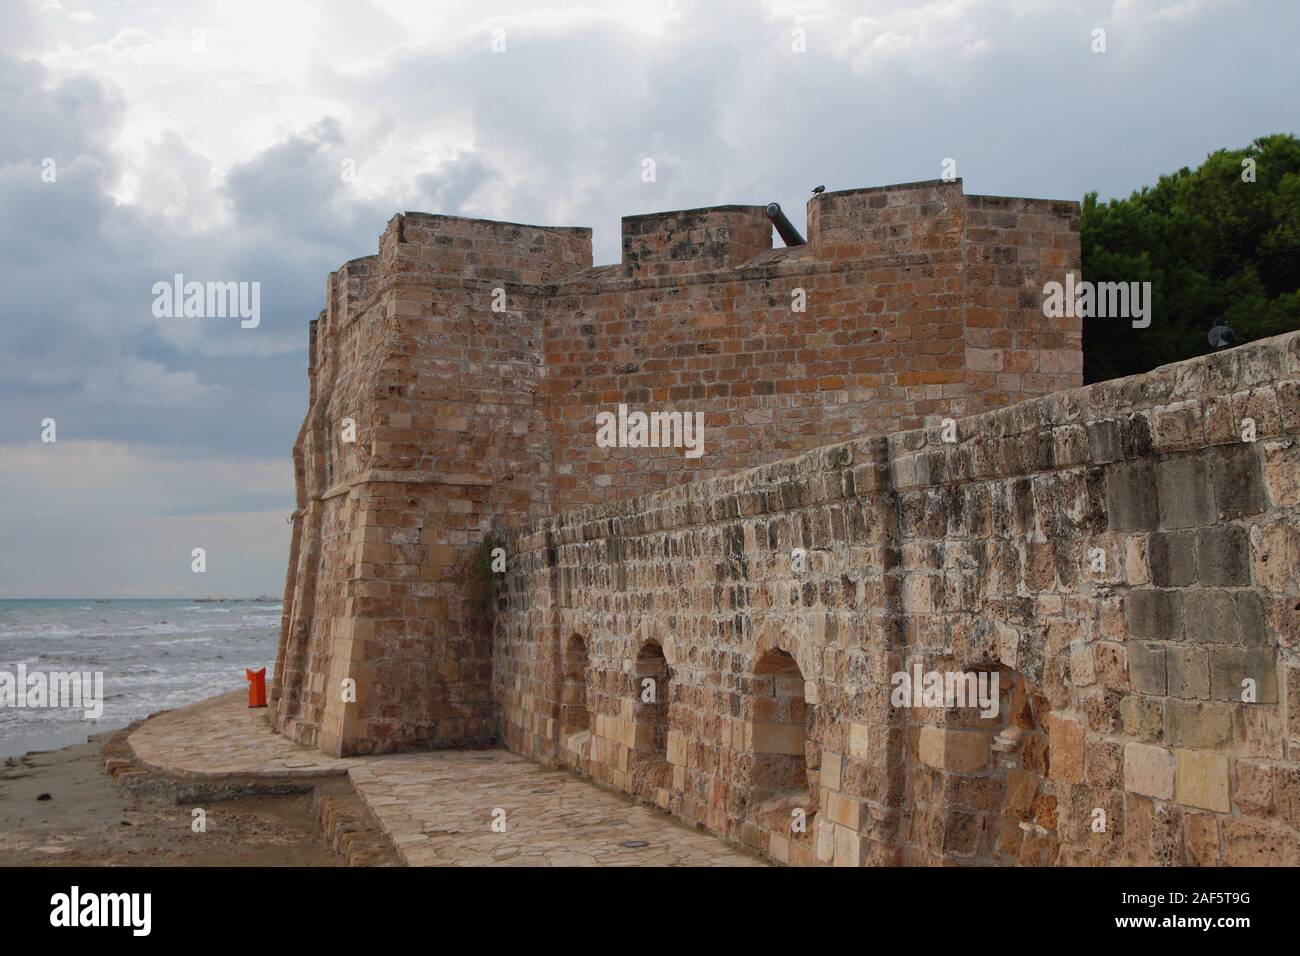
[0,0,1295,597]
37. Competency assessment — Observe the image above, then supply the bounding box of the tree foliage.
[1081,133,1300,383]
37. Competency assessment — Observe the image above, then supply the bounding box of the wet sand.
[0,733,342,866]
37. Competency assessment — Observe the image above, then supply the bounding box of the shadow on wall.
[744,648,818,853]
[561,634,591,767]
[900,660,1063,866]
[630,641,673,797]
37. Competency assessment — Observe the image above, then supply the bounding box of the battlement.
[378,212,593,287]
[271,177,1085,762]
[620,204,773,278]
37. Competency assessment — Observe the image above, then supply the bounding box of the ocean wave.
[0,600,280,751]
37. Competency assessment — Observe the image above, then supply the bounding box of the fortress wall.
[272,179,1084,758]
[495,330,1300,866]
[962,194,1084,410]
[540,181,1080,511]
[272,215,594,754]
[273,256,394,749]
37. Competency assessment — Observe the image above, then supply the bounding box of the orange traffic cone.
[246,667,267,708]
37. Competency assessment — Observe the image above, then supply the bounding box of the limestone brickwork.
[272,178,1082,760]
[271,174,1300,866]
[495,330,1300,865]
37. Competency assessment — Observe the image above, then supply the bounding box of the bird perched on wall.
[1208,317,1237,350]
[812,185,825,195]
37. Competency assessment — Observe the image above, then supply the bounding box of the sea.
[0,599,281,758]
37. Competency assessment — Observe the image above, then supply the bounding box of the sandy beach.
[0,730,343,867]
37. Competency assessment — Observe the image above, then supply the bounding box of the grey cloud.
[0,0,1297,595]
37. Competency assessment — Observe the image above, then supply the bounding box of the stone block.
[1183,590,1238,645]
[1288,665,1300,741]
[815,818,835,863]
[1120,694,1165,742]
[827,791,863,829]
[1087,419,1122,463]
[1154,400,1203,451]
[1125,535,1151,585]
[1085,738,1124,789]
[1234,592,1268,646]
[1211,444,1266,519]
[1196,525,1250,586]
[1165,646,1209,700]
[1106,460,1160,531]
[1210,647,1277,703]
[1124,742,1174,799]
[1220,818,1300,866]
[1164,700,1232,748]
[1147,532,1197,587]
[821,751,843,790]
[848,722,871,759]
[666,729,686,765]
[1070,643,1096,686]
[768,832,790,864]
[1093,642,1129,690]
[1262,439,1300,507]
[1279,768,1300,830]
[1047,716,1085,783]
[1251,521,1300,592]
[1232,761,1275,815]
[1126,589,1183,642]
[1175,749,1231,812]
[1128,642,1167,695]
[1155,455,1215,528]
[1005,768,1038,815]
[749,722,804,755]
[833,824,864,867]
[1241,705,1283,760]
[1186,813,1221,866]
[918,726,989,772]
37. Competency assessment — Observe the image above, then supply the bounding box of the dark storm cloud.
[0,0,1297,596]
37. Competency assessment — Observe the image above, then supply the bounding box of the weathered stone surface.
[1210,647,1278,703]
[1211,445,1267,519]
[1196,525,1251,586]
[1128,642,1167,696]
[1164,700,1232,748]
[1120,695,1165,742]
[1175,749,1231,812]
[1124,743,1175,800]
[269,180,1300,867]
[1232,760,1275,815]
[1262,439,1300,506]
[1047,716,1085,783]
[1156,456,1215,529]
[1148,532,1197,586]
[1108,461,1161,531]
[1165,646,1210,700]
[1127,590,1184,643]
[1183,590,1238,644]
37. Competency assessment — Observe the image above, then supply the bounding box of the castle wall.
[271,216,592,754]
[272,179,1083,758]
[540,182,1082,509]
[494,330,1300,865]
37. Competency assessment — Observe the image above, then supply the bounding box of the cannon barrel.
[765,202,806,247]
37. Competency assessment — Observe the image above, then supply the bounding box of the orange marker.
[245,667,267,708]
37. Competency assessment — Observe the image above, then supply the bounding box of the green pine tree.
[1081,133,1300,383]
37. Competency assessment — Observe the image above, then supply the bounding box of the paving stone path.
[127,692,763,867]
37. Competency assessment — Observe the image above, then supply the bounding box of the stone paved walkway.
[129,692,363,778]
[126,692,763,867]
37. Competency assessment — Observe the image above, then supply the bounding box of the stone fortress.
[270,178,1300,866]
